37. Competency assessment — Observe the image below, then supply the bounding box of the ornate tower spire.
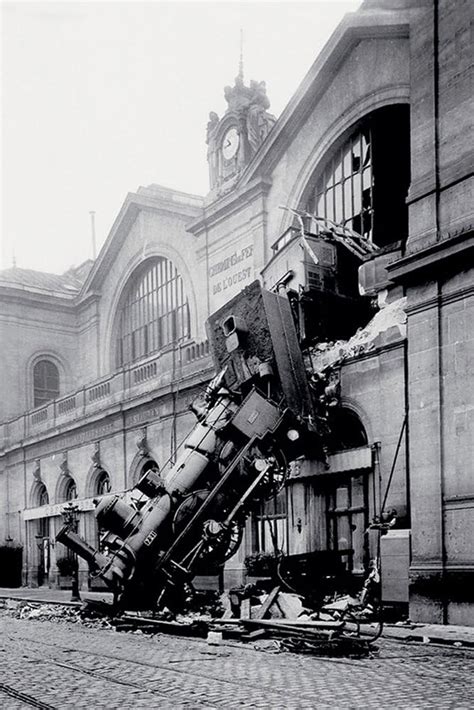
[205,31,276,194]
[238,28,244,83]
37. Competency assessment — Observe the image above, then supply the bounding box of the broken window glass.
[304,105,410,246]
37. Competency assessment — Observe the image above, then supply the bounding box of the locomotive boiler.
[57,281,320,609]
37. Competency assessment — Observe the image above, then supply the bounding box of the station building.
[0,0,472,624]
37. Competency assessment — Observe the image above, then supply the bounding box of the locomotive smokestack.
[56,525,108,572]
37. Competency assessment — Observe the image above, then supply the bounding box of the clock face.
[222,127,239,160]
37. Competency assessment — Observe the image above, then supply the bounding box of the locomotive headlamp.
[253,458,269,472]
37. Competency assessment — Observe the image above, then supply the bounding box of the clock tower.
[206,64,276,195]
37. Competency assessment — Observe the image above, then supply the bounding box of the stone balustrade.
[0,340,212,450]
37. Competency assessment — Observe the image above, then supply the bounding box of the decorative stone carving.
[206,111,220,189]
[206,111,219,145]
[59,451,69,477]
[91,441,101,469]
[136,427,148,458]
[246,81,276,153]
[33,459,41,481]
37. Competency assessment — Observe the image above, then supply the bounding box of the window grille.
[325,475,368,574]
[33,360,60,408]
[255,488,288,554]
[116,258,190,367]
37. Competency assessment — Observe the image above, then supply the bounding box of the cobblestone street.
[2,613,474,709]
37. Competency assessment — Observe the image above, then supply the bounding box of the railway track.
[3,630,285,708]
[4,619,474,709]
[0,683,56,710]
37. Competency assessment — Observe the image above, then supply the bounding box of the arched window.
[38,483,49,507]
[33,360,60,407]
[31,483,50,539]
[328,408,368,451]
[305,105,410,247]
[64,477,77,502]
[116,258,190,367]
[133,458,159,487]
[31,481,49,508]
[95,470,111,496]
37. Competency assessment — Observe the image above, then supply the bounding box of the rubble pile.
[1,586,380,657]
[0,598,112,629]
[208,585,382,656]
[111,590,223,637]
[310,296,407,374]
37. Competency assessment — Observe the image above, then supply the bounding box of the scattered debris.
[207,631,223,645]
[1,600,112,629]
[310,296,407,375]
[209,585,382,656]
[1,585,381,657]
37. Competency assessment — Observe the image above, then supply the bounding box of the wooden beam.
[254,586,280,620]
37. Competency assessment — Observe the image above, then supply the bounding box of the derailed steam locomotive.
[57,281,322,609]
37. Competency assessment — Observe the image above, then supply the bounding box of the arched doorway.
[54,475,79,583]
[91,469,111,551]
[32,481,50,586]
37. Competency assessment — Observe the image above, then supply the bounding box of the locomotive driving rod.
[156,436,260,573]
[179,458,273,570]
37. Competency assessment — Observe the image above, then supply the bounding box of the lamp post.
[61,502,81,602]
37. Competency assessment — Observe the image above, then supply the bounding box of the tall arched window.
[116,258,190,367]
[95,470,111,496]
[33,360,60,407]
[64,477,77,502]
[38,483,49,507]
[33,482,50,539]
[305,105,410,247]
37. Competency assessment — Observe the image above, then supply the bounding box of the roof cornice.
[79,188,203,296]
[387,230,474,283]
[0,287,77,311]
[237,9,412,186]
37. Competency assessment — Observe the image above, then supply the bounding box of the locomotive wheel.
[172,490,244,565]
[245,445,288,501]
[200,517,244,563]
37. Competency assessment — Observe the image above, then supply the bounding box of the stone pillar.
[406,281,445,622]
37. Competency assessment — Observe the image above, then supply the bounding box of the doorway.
[325,472,369,575]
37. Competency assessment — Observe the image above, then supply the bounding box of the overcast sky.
[2,0,360,274]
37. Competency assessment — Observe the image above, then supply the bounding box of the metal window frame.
[311,125,374,241]
[117,258,190,367]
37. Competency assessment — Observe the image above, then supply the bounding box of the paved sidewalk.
[383,622,474,647]
[2,586,474,647]
[0,585,113,606]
